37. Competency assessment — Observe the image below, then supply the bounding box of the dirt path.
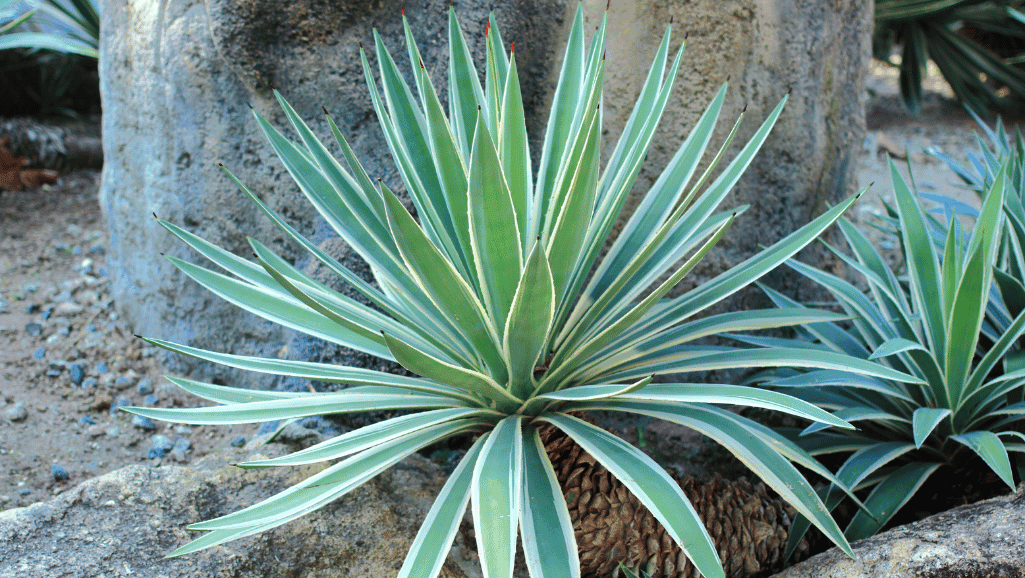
[0,172,253,509]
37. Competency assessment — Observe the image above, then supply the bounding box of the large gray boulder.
[770,486,1025,578]
[0,437,482,578]
[99,0,869,384]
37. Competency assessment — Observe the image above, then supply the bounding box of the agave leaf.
[239,409,495,468]
[541,414,725,578]
[843,462,942,541]
[370,29,465,271]
[951,431,1016,489]
[472,416,524,578]
[590,83,726,302]
[520,427,580,578]
[629,188,860,344]
[600,347,925,386]
[382,332,522,409]
[142,337,479,403]
[545,211,735,387]
[869,337,928,360]
[504,241,557,399]
[252,109,399,272]
[765,370,915,403]
[890,159,947,372]
[186,421,476,534]
[163,376,309,403]
[499,54,532,247]
[533,4,587,234]
[911,407,951,449]
[398,433,486,578]
[123,391,460,425]
[467,114,523,330]
[446,5,486,157]
[166,256,393,360]
[404,20,475,280]
[559,383,850,430]
[380,183,506,380]
[567,402,852,560]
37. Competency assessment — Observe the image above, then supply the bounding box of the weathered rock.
[99,0,869,386]
[0,441,483,578]
[769,486,1025,578]
[586,0,870,308]
[98,0,569,388]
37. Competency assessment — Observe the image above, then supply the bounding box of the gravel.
[4,402,28,423]
[51,465,69,482]
[130,415,156,431]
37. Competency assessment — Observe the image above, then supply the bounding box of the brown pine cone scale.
[540,423,807,578]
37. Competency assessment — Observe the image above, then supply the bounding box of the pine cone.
[541,423,807,578]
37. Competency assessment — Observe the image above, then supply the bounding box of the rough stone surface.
[0,437,483,578]
[581,0,870,307]
[98,0,570,387]
[99,0,869,385]
[769,486,1025,578]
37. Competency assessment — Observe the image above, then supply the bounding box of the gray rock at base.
[769,486,1025,578]
[0,440,483,578]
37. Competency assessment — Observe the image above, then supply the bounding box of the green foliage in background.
[0,0,99,116]
[874,0,1025,114]
[119,5,925,578]
[745,157,1025,555]
[0,0,99,58]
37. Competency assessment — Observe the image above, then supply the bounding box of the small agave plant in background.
[746,158,1025,556]
[125,5,920,578]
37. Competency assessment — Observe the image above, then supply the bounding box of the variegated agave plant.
[125,5,918,578]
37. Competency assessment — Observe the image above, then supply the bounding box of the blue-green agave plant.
[124,5,920,578]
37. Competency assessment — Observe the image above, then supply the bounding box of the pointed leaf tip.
[151,212,158,220]
[321,105,329,115]
[669,15,673,24]
[684,31,689,40]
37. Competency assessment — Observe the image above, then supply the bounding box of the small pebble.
[24,284,38,293]
[48,360,66,372]
[25,303,40,314]
[147,434,174,459]
[51,465,69,482]
[53,302,84,316]
[114,376,136,391]
[94,362,108,374]
[143,394,159,406]
[40,307,52,321]
[229,436,247,448]
[104,426,120,437]
[131,415,157,431]
[4,402,28,423]
[19,489,31,496]
[86,425,105,438]
[137,379,153,395]
[172,425,193,435]
[109,397,131,415]
[81,377,97,389]
[88,245,106,255]
[24,323,42,336]
[32,347,46,359]
[79,415,95,425]
[69,364,85,385]
[71,246,82,256]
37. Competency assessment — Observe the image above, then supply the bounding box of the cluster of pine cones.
[541,424,808,578]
